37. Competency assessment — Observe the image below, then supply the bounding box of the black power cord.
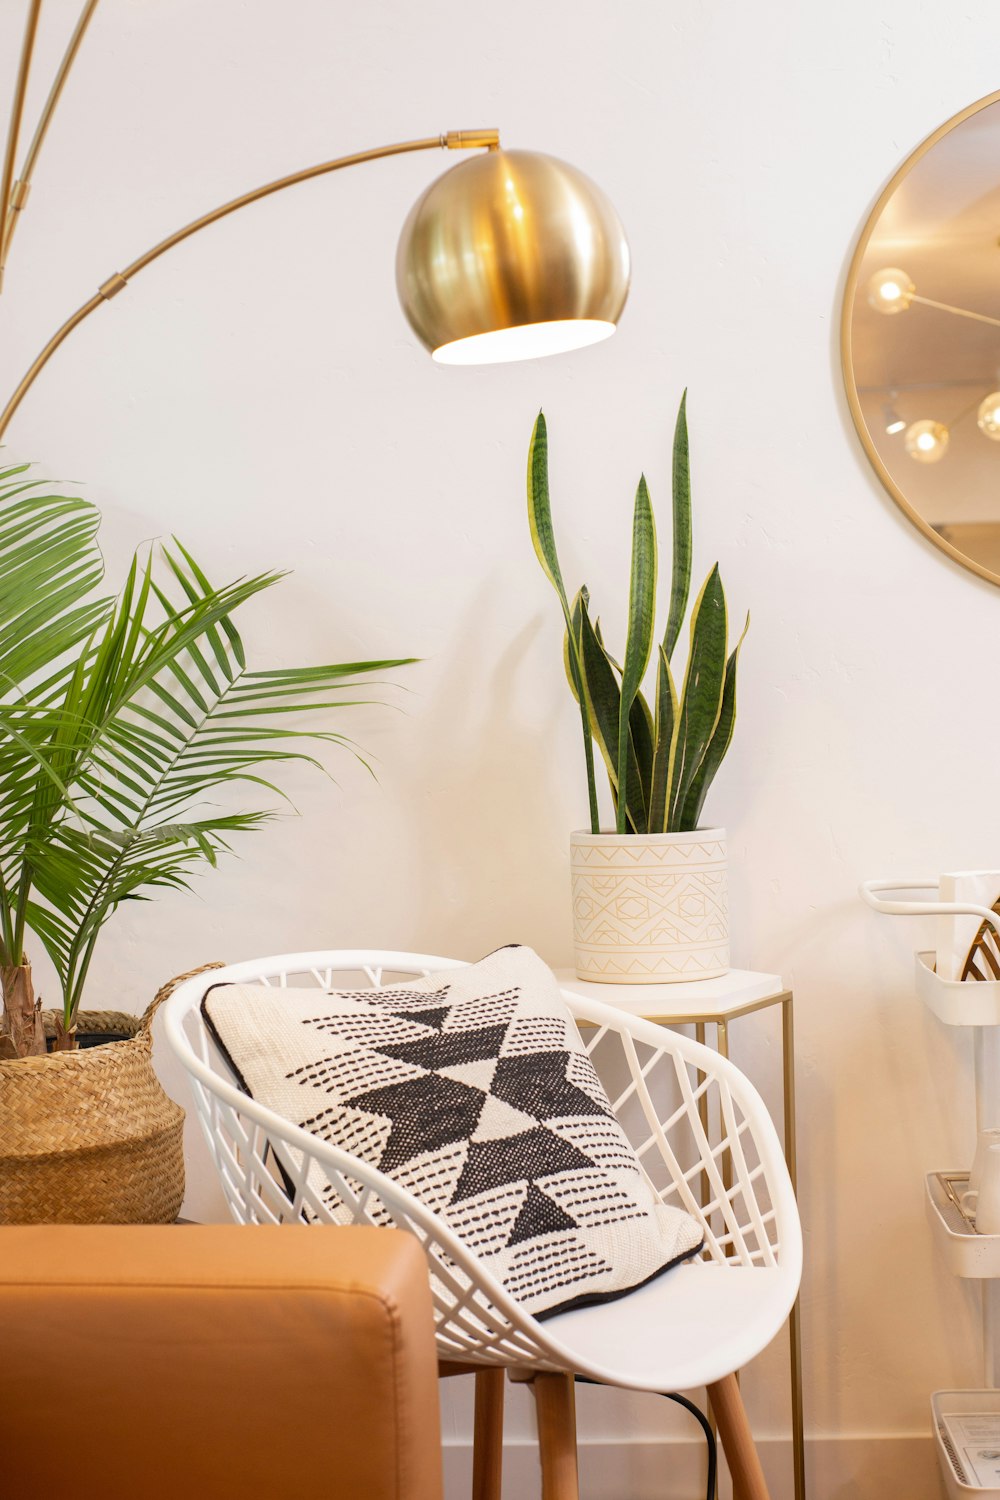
[573,1376,717,1500]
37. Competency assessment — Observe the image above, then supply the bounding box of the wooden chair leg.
[472,1368,505,1500]
[531,1372,579,1500]
[708,1372,770,1500]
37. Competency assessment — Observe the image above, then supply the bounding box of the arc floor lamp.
[0,0,631,444]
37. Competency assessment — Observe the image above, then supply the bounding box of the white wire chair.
[164,950,802,1500]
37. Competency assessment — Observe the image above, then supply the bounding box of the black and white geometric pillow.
[202,945,703,1318]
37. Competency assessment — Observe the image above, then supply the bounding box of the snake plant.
[527,392,748,837]
[0,464,412,1058]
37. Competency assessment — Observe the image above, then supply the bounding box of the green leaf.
[664,391,692,662]
[527,413,599,834]
[629,689,654,825]
[616,475,656,833]
[563,588,590,705]
[0,480,414,1025]
[668,564,728,827]
[578,602,646,833]
[647,645,679,834]
[679,611,748,831]
[527,411,568,601]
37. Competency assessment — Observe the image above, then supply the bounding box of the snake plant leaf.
[615,475,656,833]
[582,616,653,827]
[629,689,654,823]
[578,603,647,833]
[668,563,727,826]
[528,413,600,833]
[528,412,570,605]
[678,612,749,832]
[648,645,679,833]
[563,587,590,705]
[664,391,692,663]
[593,642,654,825]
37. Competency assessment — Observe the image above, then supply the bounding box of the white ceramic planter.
[570,828,729,983]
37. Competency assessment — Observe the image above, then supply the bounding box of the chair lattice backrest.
[165,952,795,1372]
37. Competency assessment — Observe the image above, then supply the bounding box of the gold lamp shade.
[396,149,630,365]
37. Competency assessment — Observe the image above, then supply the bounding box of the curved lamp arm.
[0,126,498,442]
[0,0,100,269]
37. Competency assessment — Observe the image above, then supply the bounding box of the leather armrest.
[0,1224,443,1500]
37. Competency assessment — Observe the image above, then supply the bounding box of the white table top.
[553,966,786,1020]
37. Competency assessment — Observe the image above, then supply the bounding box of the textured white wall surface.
[4,2,1000,1495]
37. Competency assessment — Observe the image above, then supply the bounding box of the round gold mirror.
[842,90,1000,586]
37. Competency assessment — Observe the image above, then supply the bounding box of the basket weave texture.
[0,962,222,1225]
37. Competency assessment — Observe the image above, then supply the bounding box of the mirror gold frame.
[841,88,1000,589]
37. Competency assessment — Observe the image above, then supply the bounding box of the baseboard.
[443,1433,941,1499]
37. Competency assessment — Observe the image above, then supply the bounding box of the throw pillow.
[202,944,703,1318]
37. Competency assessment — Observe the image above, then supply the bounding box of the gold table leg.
[717,1018,733,1227]
[696,1018,719,1499]
[714,999,805,1499]
[696,1020,711,1214]
[782,995,806,1500]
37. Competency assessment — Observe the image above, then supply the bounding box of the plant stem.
[0,963,43,1056]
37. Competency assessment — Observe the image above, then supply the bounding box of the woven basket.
[0,961,222,1225]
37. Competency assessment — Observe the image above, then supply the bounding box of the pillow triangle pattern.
[202,945,703,1317]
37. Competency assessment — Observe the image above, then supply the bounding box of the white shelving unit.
[861,883,1000,1495]
[917,958,1000,1497]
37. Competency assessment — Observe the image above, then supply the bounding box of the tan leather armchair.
[0,1224,444,1500]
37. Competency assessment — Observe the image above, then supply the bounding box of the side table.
[555,966,804,1500]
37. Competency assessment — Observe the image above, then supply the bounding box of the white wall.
[3,2,1000,1495]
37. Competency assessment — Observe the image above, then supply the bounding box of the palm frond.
[0,471,412,1031]
[22,540,411,1025]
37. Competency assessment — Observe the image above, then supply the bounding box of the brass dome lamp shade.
[397,149,630,365]
[0,3,631,441]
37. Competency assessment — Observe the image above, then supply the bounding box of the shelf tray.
[934,1390,1000,1496]
[916,953,1000,1027]
[926,1173,1000,1278]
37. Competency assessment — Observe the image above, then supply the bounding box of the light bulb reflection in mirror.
[904,419,949,463]
[978,391,1000,440]
[867,267,915,314]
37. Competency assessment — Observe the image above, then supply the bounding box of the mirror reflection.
[844,94,1000,583]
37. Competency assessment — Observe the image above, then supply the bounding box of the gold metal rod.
[717,1017,733,1250]
[781,996,797,1191]
[781,996,806,1500]
[695,1020,711,1215]
[2,0,101,264]
[911,292,1000,330]
[121,135,455,282]
[0,128,499,442]
[0,291,103,437]
[0,0,44,284]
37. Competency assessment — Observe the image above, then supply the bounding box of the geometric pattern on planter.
[571,830,729,983]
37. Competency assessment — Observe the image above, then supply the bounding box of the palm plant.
[0,464,412,1059]
[527,393,748,837]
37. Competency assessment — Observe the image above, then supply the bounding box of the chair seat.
[538,1263,796,1392]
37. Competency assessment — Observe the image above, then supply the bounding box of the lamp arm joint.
[97,273,128,301]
